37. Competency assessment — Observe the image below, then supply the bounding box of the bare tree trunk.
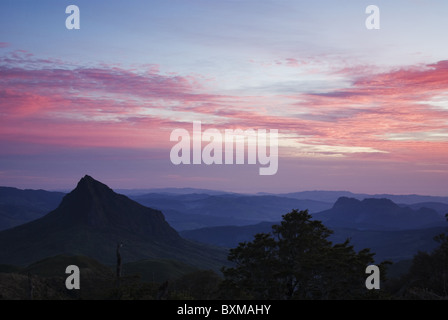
[28,273,34,300]
[116,242,123,289]
[157,281,169,300]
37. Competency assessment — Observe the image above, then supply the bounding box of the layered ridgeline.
[0,187,65,231]
[313,197,445,230]
[0,176,226,269]
[181,197,447,262]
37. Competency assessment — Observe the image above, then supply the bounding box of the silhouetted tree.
[221,209,387,300]
[400,214,448,299]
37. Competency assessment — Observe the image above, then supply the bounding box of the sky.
[1,0,448,195]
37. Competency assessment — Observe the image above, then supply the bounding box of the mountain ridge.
[2,184,448,232]
[275,191,448,205]
[314,197,445,230]
[181,223,445,263]
[0,176,227,269]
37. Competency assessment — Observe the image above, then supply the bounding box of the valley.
[0,176,447,299]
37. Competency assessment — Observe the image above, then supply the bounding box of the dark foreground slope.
[0,176,226,270]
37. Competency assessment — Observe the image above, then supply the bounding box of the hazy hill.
[329,227,445,262]
[276,191,448,205]
[2,185,447,232]
[120,188,232,196]
[131,193,332,230]
[180,222,273,248]
[270,191,363,203]
[313,197,445,230]
[401,202,448,216]
[181,223,446,263]
[0,187,65,231]
[0,176,227,270]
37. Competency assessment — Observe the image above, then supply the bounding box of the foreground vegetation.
[1,210,447,300]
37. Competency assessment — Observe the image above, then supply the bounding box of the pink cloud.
[279,60,448,162]
[0,42,10,48]
[285,58,300,67]
[1,51,448,166]
[0,57,220,149]
[0,66,213,102]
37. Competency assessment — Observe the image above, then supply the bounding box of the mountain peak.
[75,175,112,193]
[81,174,95,182]
[316,196,444,230]
[53,176,181,241]
[58,175,115,216]
[333,197,360,208]
[0,177,225,268]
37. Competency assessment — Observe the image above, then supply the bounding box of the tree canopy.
[394,214,448,299]
[221,209,387,300]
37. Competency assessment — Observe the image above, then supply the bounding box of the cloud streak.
[1,52,448,167]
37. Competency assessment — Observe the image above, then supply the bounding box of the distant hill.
[180,222,274,248]
[400,202,448,216]
[313,197,445,230]
[276,191,448,205]
[181,222,446,263]
[119,188,233,196]
[0,187,65,231]
[329,227,445,262]
[270,191,363,203]
[0,176,227,270]
[131,193,332,230]
[2,184,447,232]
